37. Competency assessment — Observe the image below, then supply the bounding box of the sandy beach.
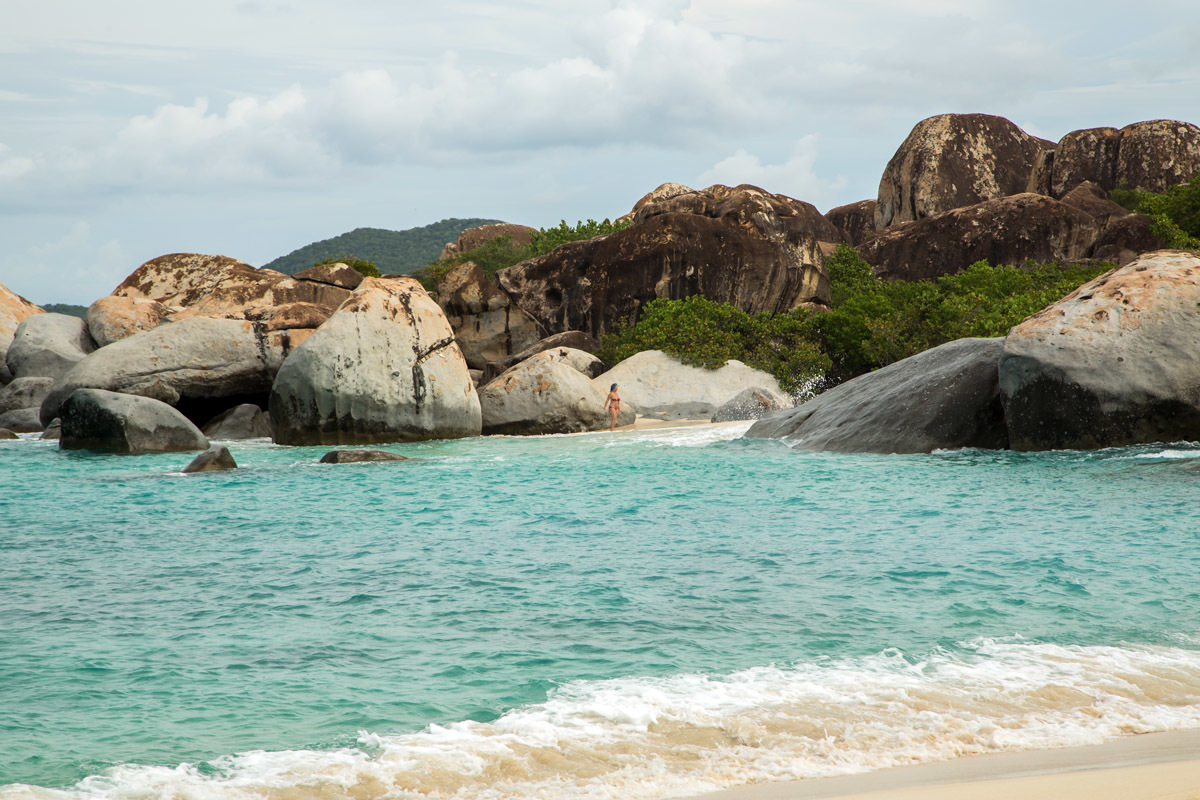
[687,730,1200,800]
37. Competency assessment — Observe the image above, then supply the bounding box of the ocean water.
[2,424,1200,799]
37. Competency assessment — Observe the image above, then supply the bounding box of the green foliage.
[315,255,380,278]
[39,303,88,319]
[598,244,1109,393]
[1110,179,1200,251]
[412,218,630,292]
[597,296,831,397]
[261,218,504,275]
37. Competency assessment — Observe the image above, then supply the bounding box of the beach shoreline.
[684,729,1200,800]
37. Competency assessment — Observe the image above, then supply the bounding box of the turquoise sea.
[3,424,1200,799]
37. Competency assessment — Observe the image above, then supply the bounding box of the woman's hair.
[610,383,618,391]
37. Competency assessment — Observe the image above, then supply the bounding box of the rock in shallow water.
[182,445,238,473]
[479,351,630,435]
[59,389,209,453]
[0,407,44,433]
[0,428,17,440]
[319,449,410,464]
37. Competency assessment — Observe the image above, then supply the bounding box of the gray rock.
[0,407,43,433]
[40,419,61,440]
[999,250,1200,450]
[269,277,482,445]
[182,445,238,473]
[59,389,209,453]
[711,387,793,422]
[0,428,17,440]
[504,331,602,368]
[518,346,605,379]
[319,449,410,463]
[40,317,299,426]
[480,352,633,435]
[746,338,1008,453]
[6,313,97,381]
[202,404,271,440]
[594,350,786,421]
[0,377,54,415]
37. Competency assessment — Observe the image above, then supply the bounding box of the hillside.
[261,218,505,275]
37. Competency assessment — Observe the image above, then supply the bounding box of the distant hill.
[41,303,88,319]
[260,218,506,275]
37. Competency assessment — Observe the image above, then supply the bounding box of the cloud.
[8,221,129,304]
[697,137,848,208]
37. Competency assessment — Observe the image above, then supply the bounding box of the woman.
[603,383,621,431]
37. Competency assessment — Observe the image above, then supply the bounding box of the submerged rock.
[746,338,1008,453]
[1000,250,1200,450]
[269,277,481,445]
[40,419,61,440]
[182,445,238,473]
[59,389,209,453]
[0,407,44,433]
[318,449,410,463]
[0,428,17,440]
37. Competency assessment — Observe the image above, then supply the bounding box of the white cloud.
[9,221,129,304]
[697,137,848,209]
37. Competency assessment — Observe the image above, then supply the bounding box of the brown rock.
[182,445,238,473]
[504,331,602,369]
[0,282,44,385]
[436,261,544,369]
[86,296,170,347]
[861,193,1102,281]
[1049,127,1122,197]
[499,184,830,339]
[1089,214,1164,266]
[247,302,331,331]
[630,182,697,216]
[442,223,538,259]
[875,113,1052,230]
[1058,181,1130,226]
[1049,120,1200,197]
[168,275,350,323]
[825,199,877,246]
[293,262,364,290]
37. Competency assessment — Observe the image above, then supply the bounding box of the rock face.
[0,377,54,415]
[1,283,45,385]
[319,449,410,464]
[6,313,97,381]
[182,445,238,473]
[876,114,1052,230]
[441,223,538,259]
[1050,121,1200,198]
[40,317,300,426]
[595,350,787,420]
[999,250,1200,450]
[711,387,793,422]
[291,262,364,290]
[825,199,878,246]
[861,194,1103,281]
[59,389,209,453]
[86,296,171,347]
[499,184,830,339]
[269,277,481,445]
[436,261,544,369]
[479,352,632,435]
[202,404,271,439]
[746,338,1008,453]
[0,407,43,433]
[504,331,602,368]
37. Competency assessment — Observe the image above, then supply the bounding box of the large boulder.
[86,296,170,347]
[0,282,44,385]
[499,184,830,339]
[711,387,793,423]
[875,113,1052,230]
[269,277,481,445]
[860,194,1102,281]
[504,331,602,368]
[825,199,878,246]
[436,261,544,369]
[0,407,44,433]
[5,313,97,381]
[0,377,54,415]
[595,350,787,420]
[1058,181,1130,227]
[1090,214,1164,266]
[479,352,632,435]
[40,317,301,426]
[1049,121,1200,197]
[746,338,1008,453]
[59,389,209,453]
[291,262,364,290]
[440,223,537,259]
[999,250,1200,450]
[202,404,271,440]
[520,346,606,379]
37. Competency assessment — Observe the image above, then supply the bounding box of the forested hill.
[261,218,505,275]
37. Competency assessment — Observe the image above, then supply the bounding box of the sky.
[2,0,1198,304]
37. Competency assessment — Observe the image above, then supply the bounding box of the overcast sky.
[2,0,1198,304]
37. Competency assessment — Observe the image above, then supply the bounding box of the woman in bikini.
[604,383,621,431]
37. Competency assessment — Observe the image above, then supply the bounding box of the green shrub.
[411,218,630,292]
[1110,179,1200,251]
[597,296,831,397]
[315,255,381,278]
